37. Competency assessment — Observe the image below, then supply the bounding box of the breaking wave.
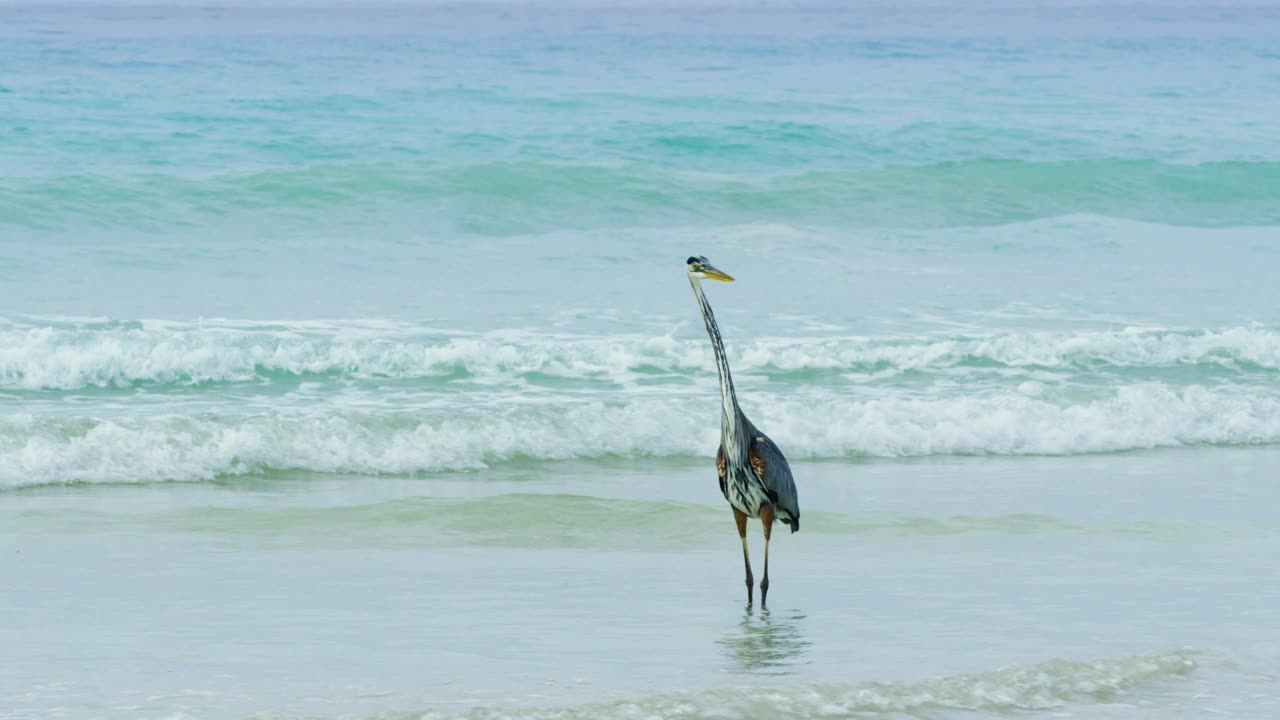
[6,383,1280,487]
[6,320,1280,390]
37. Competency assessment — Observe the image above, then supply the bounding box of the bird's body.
[686,255,799,605]
[716,425,799,531]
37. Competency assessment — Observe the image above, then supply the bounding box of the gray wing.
[746,429,801,533]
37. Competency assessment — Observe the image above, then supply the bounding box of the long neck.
[690,278,747,454]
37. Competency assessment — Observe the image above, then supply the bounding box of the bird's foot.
[760,576,769,607]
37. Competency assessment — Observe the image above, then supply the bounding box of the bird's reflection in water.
[717,606,812,675]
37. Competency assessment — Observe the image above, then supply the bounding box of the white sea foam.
[385,651,1197,720]
[5,383,1280,487]
[4,321,1280,390]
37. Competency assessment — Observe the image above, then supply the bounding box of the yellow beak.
[702,267,735,282]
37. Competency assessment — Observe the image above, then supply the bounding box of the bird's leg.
[759,504,775,606]
[734,507,753,604]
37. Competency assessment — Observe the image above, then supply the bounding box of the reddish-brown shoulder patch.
[748,446,767,481]
[716,448,726,480]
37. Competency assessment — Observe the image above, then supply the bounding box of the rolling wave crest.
[6,320,1280,390]
[5,159,1279,234]
[5,384,1280,487]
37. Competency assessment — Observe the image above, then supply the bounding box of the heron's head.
[685,256,735,283]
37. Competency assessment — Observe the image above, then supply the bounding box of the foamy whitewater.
[9,320,1280,487]
[4,3,1280,719]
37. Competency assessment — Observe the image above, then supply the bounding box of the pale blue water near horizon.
[4,2,1280,719]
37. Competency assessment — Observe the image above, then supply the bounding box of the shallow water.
[5,451,1280,718]
[4,2,1280,718]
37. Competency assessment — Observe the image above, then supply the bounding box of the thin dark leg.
[734,507,753,604]
[759,505,775,606]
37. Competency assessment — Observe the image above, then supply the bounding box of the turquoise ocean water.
[4,3,1280,719]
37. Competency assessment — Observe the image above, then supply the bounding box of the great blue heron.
[686,256,800,606]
